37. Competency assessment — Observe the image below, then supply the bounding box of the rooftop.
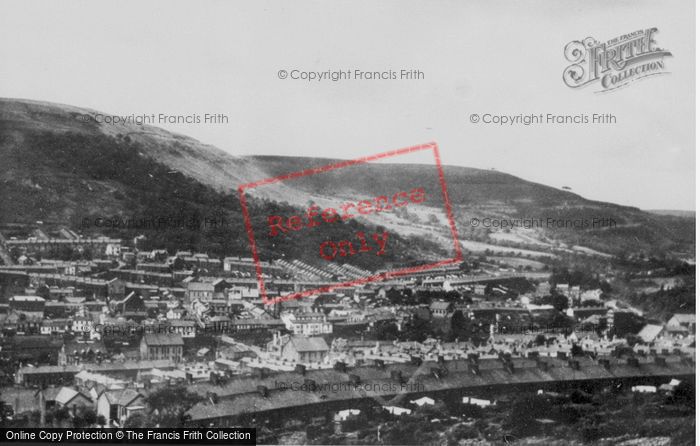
[142,333,184,346]
[186,354,695,421]
[288,336,329,352]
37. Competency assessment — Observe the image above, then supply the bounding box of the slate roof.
[55,387,90,405]
[101,388,143,406]
[169,319,196,327]
[19,359,176,376]
[187,282,215,291]
[186,355,695,421]
[10,295,45,302]
[230,319,284,327]
[638,324,664,343]
[670,314,696,324]
[429,301,453,311]
[288,336,329,352]
[142,333,184,346]
[37,386,62,401]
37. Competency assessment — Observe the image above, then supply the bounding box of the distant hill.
[646,210,695,218]
[0,98,694,261]
[249,156,695,257]
[0,99,438,268]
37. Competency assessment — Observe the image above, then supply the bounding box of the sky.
[0,0,695,210]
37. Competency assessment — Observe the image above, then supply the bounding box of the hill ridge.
[0,98,694,258]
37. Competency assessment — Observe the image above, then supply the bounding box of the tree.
[449,310,471,341]
[9,247,21,261]
[450,310,467,332]
[123,412,151,428]
[626,335,641,347]
[81,247,93,261]
[371,320,399,341]
[415,399,449,419]
[145,386,203,427]
[543,294,569,311]
[571,343,584,356]
[402,317,433,342]
[534,334,547,346]
[508,394,550,436]
[35,285,51,300]
[171,257,185,271]
[669,380,695,408]
[72,407,97,428]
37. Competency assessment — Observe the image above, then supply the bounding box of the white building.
[105,243,122,257]
[228,286,260,300]
[169,319,197,338]
[410,396,435,406]
[383,406,412,415]
[334,409,361,422]
[72,316,99,339]
[280,312,332,335]
[166,308,185,320]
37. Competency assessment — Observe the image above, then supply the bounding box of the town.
[0,222,694,444]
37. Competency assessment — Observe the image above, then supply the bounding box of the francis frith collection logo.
[563,27,672,93]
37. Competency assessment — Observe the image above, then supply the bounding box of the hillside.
[249,156,695,257]
[646,210,695,218]
[0,100,441,269]
[0,98,694,262]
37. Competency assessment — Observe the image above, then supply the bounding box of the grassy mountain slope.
[248,156,695,257]
[0,99,694,261]
[0,100,439,268]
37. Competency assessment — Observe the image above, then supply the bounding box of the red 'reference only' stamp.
[238,142,462,305]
